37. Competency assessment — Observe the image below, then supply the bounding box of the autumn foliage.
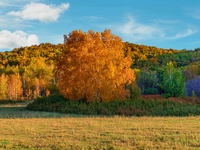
[55,30,135,102]
[2,29,200,102]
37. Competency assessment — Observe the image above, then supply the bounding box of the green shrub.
[144,88,159,95]
[26,94,200,116]
[129,82,141,99]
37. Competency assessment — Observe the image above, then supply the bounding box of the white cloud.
[7,2,70,22]
[117,15,164,41]
[111,15,197,42]
[169,29,196,39]
[0,30,39,50]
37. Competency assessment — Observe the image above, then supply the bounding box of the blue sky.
[0,0,200,51]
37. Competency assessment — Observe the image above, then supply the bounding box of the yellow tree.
[7,73,22,100]
[24,57,53,98]
[55,29,135,102]
[0,73,8,100]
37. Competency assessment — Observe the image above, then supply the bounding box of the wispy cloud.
[0,2,10,7]
[153,19,180,24]
[116,15,164,41]
[7,2,70,22]
[0,30,39,49]
[0,0,39,7]
[169,29,196,39]
[0,15,33,29]
[186,7,200,20]
[107,14,197,43]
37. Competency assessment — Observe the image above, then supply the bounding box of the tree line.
[1,29,200,101]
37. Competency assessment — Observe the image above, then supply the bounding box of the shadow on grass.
[0,102,85,118]
[0,107,72,118]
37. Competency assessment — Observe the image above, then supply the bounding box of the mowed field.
[0,103,200,149]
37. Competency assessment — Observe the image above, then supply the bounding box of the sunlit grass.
[0,101,200,149]
[0,116,200,149]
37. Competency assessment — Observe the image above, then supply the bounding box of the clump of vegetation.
[27,94,200,116]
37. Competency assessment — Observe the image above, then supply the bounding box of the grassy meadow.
[0,102,200,149]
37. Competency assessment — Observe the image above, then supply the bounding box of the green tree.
[161,62,186,97]
[137,69,159,94]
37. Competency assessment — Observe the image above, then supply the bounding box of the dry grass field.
[0,101,200,149]
[0,116,200,149]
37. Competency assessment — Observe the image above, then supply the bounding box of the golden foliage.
[8,73,23,100]
[0,73,8,99]
[55,29,135,102]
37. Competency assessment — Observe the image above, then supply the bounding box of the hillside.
[0,42,200,100]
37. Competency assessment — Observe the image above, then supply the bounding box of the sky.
[0,0,200,51]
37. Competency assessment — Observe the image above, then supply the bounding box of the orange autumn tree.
[55,29,135,102]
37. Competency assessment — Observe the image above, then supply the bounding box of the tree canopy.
[55,29,135,102]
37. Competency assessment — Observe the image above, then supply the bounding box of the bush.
[144,88,159,95]
[26,94,200,116]
[129,81,141,99]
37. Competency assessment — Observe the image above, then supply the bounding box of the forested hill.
[123,42,200,69]
[1,42,200,69]
[124,42,179,68]
[0,43,63,67]
[0,42,178,67]
[1,41,200,100]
